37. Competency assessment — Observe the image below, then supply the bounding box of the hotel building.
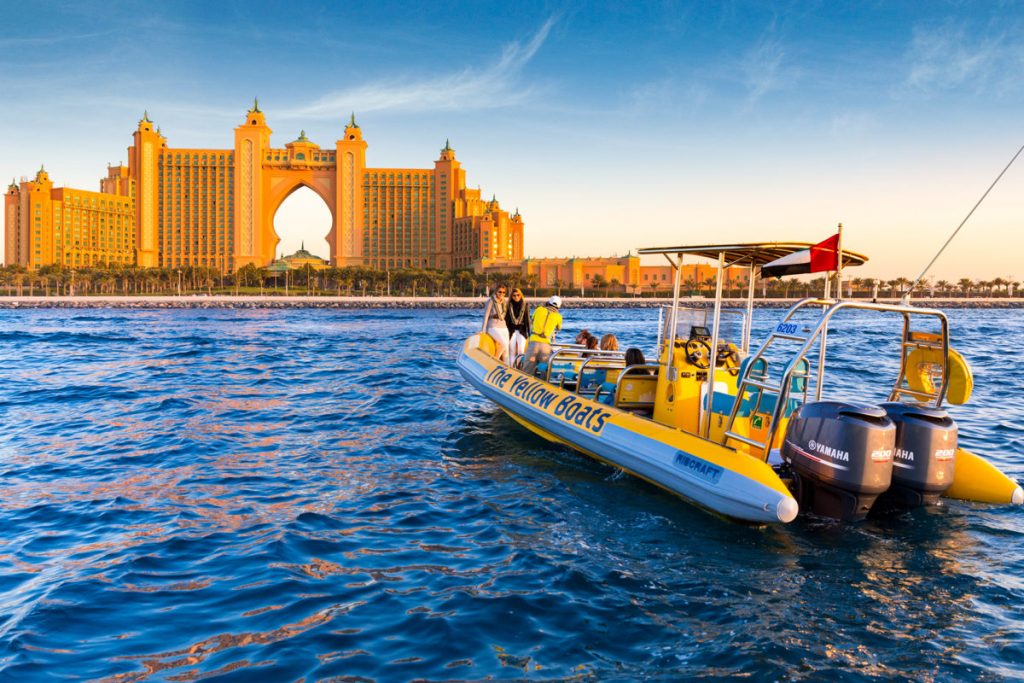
[520,255,750,295]
[5,103,524,273]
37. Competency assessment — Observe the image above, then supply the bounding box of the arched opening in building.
[272,186,332,262]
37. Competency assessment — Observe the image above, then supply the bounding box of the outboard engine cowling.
[782,401,896,521]
[875,403,957,509]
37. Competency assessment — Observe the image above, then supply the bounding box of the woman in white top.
[481,284,510,363]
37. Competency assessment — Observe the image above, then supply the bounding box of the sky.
[2,0,1022,281]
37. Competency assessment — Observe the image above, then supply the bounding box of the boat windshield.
[660,306,747,351]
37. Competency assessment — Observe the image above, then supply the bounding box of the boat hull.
[458,336,799,524]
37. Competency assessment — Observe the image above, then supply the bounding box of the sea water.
[0,307,1021,680]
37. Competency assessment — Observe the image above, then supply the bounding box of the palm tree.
[524,273,539,297]
[455,270,474,296]
[958,278,973,298]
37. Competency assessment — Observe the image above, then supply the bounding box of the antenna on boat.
[902,142,1024,304]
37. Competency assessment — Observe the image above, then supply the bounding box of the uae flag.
[762,233,841,278]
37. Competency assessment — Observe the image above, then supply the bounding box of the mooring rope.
[903,141,1024,302]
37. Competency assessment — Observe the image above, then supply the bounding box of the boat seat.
[736,358,808,418]
[596,374,657,411]
[596,381,617,405]
[579,367,622,395]
[539,358,583,385]
[738,356,769,384]
[708,391,738,415]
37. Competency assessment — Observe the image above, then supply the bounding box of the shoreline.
[0,295,1022,309]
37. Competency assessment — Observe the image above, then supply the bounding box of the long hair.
[625,347,646,366]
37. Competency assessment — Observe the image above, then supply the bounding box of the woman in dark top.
[505,287,531,364]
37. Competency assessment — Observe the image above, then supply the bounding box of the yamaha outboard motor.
[874,403,958,509]
[782,402,896,522]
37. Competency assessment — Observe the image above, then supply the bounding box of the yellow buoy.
[944,448,1023,504]
[905,347,974,405]
[477,333,497,358]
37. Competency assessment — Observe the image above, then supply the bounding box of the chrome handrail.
[577,354,627,395]
[723,297,950,460]
[544,347,625,384]
[599,364,660,406]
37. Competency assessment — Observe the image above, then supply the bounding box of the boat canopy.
[636,242,868,268]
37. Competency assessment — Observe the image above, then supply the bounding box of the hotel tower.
[5,102,524,273]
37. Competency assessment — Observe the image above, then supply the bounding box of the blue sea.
[0,306,1021,681]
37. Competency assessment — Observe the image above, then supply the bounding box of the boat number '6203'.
[485,366,611,434]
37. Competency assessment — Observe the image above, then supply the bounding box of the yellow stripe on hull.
[944,448,1024,505]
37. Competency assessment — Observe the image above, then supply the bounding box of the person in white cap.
[522,295,563,375]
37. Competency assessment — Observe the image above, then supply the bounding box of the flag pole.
[836,222,844,300]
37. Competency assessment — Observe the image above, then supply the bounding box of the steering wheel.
[685,339,712,369]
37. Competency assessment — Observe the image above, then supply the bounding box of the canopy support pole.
[744,264,757,354]
[702,251,725,438]
[836,223,844,300]
[665,253,683,381]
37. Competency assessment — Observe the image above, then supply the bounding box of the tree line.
[0,263,1017,298]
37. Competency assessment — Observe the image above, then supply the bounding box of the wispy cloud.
[902,22,1024,97]
[279,16,558,119]
[739,30,795,105]
[0,31,113,49]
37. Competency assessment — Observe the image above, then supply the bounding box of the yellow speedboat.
[458,243,1022,524]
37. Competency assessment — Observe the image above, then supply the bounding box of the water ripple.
[0,307,1020,680]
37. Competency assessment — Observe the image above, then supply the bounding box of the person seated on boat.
[625,347,655,374]
[481,284,510,364]
[505,287,530,363]
[575,329,592,346]
[522,295,563,375]
[600,334,619,351]
[585,335,599,350]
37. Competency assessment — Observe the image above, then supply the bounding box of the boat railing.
[544,347,625,386]
[723,297,950,459]
[594,364,660,409]
[576,354,630,395]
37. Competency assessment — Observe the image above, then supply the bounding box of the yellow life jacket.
[529,305,562,344]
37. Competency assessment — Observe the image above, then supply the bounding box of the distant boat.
[458,242,1022,524]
